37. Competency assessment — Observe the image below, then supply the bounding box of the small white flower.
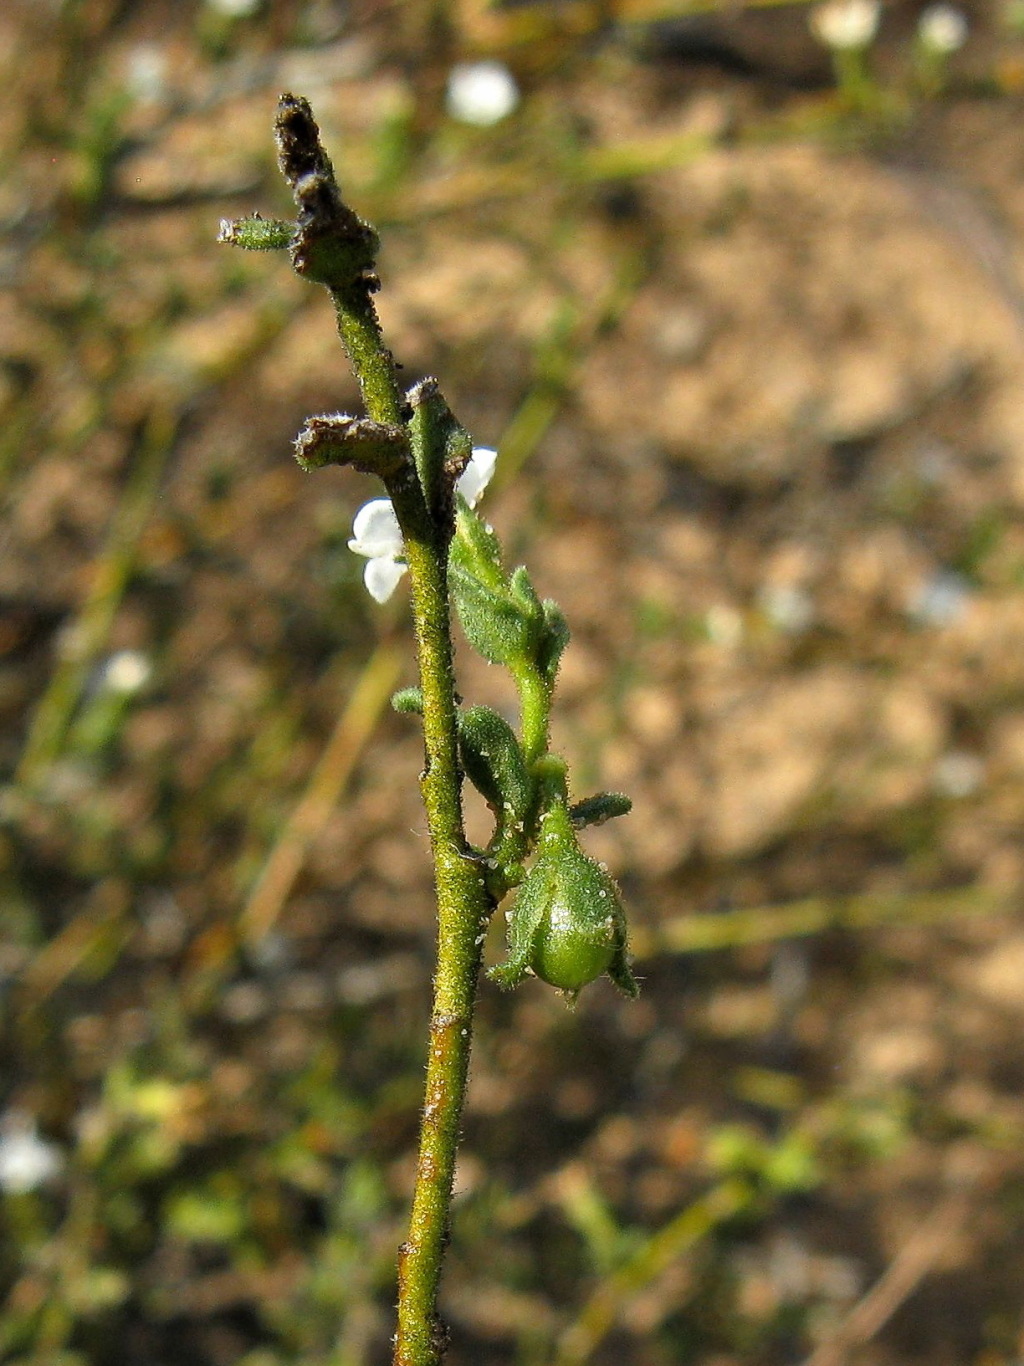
[445,62,520,127]
[453,444,496,506]
[810,0,881,50]
[348,448,497,604]
[917,3,968,52]
[0,1113,62,1194]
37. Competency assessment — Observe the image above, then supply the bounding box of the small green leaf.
[217,214,293,251]
[391,687,423,714]
[451,500,504,585]
[536,599,571,683]
[450,563,536,667]
[569,792,632,828]
[509,565,543,621]
[458,705,531,821]
[449,509,547,667]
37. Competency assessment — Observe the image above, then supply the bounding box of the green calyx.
[391,687,424,715]
[489,800,639,1002]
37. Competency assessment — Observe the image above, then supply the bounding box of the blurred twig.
[14,404,177,789]
[888,163,1024,342]
[15,878,131,1009]
[238,643,404,947]
[800,1168,987,1366]
[553,1178,751,1365]
[632,884,1016,959]
[494,250,648,490]
[454,0,815,50]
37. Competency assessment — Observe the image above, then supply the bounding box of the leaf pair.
[449,502,568,682]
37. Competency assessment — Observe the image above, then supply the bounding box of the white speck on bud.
[348,448,498,603]
[445,62,520,127]
[101,650,152,695]
[0,1112,63,1194]
[809,0,881,49]
[917,3,968,52]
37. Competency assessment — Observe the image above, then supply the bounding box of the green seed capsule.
[489,800,638,1001]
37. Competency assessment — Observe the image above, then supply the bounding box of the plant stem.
[326,231,493,1366]
[330,283,491,1366]
[516,665,551,766]
[271,95,494,1359]
[330,280,406,428]
[394,532,492,1366]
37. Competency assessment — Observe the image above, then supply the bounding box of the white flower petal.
[456,447,498,508]
[364,556,406,603]
[349,499,403,558]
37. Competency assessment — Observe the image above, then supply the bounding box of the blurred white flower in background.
[0,1112,62,1194]
[917,3,969,52]
[348,447,498,603]
[758,583,816,635]
[810,0,881,49]
[100,650,152,695]
[205,0,261,15]
[933,750,984,798]
[445,61,520,126]
[907,570,972,627]
[124,45,169,105]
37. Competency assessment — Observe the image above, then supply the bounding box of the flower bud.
[489,801,638,1001]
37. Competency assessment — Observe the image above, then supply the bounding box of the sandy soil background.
[4,1,1024,1363]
